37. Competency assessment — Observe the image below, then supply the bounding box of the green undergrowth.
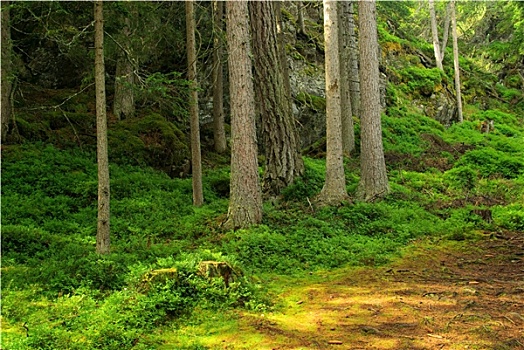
[2,108,524,348]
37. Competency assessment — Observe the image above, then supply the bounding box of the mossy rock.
[109,113,189,169]
[296,91,326,112]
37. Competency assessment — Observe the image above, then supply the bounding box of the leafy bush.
[456,148,524,179]
[493,203,524,231]
[281,157,325,201]
[444,166,478,191]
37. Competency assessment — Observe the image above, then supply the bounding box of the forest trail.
[189,232,524,349]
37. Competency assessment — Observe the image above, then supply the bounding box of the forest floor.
[170,232,524,350]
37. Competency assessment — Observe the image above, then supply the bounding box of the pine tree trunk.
[186,0,204,206]
[1,1,12,141]
[250,0,304,196]
[212,0,227,154]
[338,1,355,156]
[347,1,360,120]
[297,1,306,36]
[318,0,348,205]
[225,0,262,229]
[451,0,463,123]
[113,18,135,120]
[94,0,110,254]
[429,0,443,71]
[357,0,389,202]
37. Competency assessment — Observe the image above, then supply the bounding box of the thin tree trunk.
[113,17,135,120]
[1,1,12,141]
[347,1,360,119]
[338,1,355,156]
[225,0,262,229]
[441,1,451,59]
[451,0,463,123]
[357,0,389,202]
[212,0,227,154]
[186,0,204,206]
[94,0,110,254]
[250,0,304,196]
[318,0,348,205]
[429,0,443,71]
[297,1,306,36]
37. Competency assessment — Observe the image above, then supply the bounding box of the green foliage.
[109,113,189,169]
[456,148,524,179]
[281,157,325,201]
[136,72,191,121]
[493,203,524,231]
[444,166,478,191]
[396,67,446,97]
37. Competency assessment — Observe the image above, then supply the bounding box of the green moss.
[295,91,326,112]
[398,67,446,97]
[109,113,189,169]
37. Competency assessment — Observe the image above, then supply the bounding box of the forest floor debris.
[171,232,524,349]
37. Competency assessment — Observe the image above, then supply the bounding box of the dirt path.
[218,232,524,349]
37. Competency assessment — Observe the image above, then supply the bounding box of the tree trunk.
[451,0,463,123]
[441,2,451,59]
[338,1,355,156]
[225,0,262,229]
[297,1,306,36]
[250,0,304,196]
[429,0,443,71]
[357,0,389,202]
[347,1,360,120]
[186,0,204,206]
[113,17,135,120]
[1,1,12,141]
[212,0,227,154]
[94,0,110,254]
[318,0,348,205]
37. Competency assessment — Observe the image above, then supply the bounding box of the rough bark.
[338,1,355,156]
[347,1,360,119]
[318,0,348,205]
[429,0,443,71]
[357,0,389,202]
[1,1,12,141]
[94,0,110,254]
[250,0,304,196]
[113,17,135,120]
[186,0,204,206]
[224,0,262,229]
[212,0,227,154]
[451,0,463,123]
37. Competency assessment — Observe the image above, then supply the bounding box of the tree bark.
[357,0,389,202]
[1,1,12,141]
[318,0,348,205]
[347,1,360,120]
[451,0,463,123]
[250,0,304,196]
[225,0,262,229]
[94,0,110,254]
[338,1,355,156]
[186,0,204,206]
[113,17,135,120]
[297,1,306,36]
[429,0,443,71]
[441,2,451,59]
[212,0,227,154]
